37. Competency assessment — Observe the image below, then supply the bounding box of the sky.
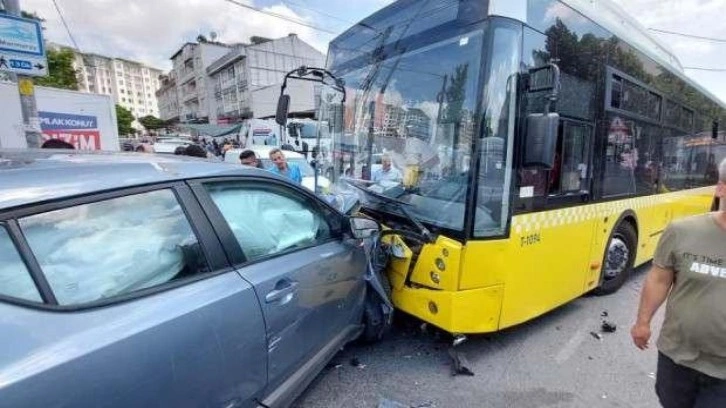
[16,0,726,103]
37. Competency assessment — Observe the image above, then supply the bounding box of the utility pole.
[3,0,43,148]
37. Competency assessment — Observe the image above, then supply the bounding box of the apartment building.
[157,41,231,123]
[70,49,162,119]
[156,35,324,124]
[207,34,325,123]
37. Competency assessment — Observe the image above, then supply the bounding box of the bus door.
[542,119,598,301]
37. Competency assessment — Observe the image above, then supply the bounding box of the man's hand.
[631,264,673,351]
[631,322,651,350]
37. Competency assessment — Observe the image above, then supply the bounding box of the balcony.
[183,92,199,103]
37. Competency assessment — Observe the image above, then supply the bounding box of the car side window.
[18,189,209,306]
[0,226,42,302]
[204,182,331,261]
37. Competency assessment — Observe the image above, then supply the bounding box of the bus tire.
[593,222,637,296]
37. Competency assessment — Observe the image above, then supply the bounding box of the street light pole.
[4,0,43,148]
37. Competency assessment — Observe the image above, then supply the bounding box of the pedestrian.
[239,149,263,168]
[267,148,302,184]
[41,138,75,149]
[631,157,726,408]
[184,144,209,158]
[372,153,402,183]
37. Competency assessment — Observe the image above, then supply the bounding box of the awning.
[176,123,241,138]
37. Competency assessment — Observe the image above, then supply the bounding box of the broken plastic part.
[601,320,617,333]
[448,348,475,376]
[452,334,467,347]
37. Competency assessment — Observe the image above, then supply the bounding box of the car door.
[192,177,368,400]
[0,184,267,408]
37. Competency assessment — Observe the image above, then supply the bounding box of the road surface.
[294,265,664,408]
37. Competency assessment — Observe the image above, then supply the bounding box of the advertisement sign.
[39,111,101,150]
[0,14,47,77]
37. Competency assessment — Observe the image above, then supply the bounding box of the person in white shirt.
[372,154,402,184]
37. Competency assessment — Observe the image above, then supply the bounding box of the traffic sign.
[0,14,47,77]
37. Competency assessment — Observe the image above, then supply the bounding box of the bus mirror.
[276,95,290,126]
[527,65,559,93]
[524,113,559,169]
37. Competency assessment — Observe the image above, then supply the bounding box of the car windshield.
[323,28,485,232]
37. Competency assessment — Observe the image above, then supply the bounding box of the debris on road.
[448,348,475,376]
[590,331,602,341]
[324,361,343,370]
[601,310,609,317]
[601,320,617,333]
[350,358,366,369]
[452,334,467,347]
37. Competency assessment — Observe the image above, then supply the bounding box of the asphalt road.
[294,264,665,408]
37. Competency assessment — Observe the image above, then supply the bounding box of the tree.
[34,48,79,90]
[21,11,44,23]
[116,105,135,136]
[138,115,165,130]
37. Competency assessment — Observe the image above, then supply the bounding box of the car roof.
[0,149,278,210]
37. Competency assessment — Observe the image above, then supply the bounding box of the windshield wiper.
[345,180,435,243]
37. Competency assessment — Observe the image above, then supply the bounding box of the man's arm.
[631,264,675,350]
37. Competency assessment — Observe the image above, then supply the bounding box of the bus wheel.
[594,222,637,295]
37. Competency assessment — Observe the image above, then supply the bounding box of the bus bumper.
[391,284,504,334]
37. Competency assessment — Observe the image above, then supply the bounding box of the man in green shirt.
[632,158,726,407]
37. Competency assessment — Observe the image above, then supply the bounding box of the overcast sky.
[19,0,726,103]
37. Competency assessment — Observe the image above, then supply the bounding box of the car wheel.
[593,222,637,295]
[361,291,389,343]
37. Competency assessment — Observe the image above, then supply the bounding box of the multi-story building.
[157,35,324,124]
[206,34,325,123]
[66,47,162,120]
[160,41,232,123]
[156,73,179,123]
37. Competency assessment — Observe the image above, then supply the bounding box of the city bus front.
[320,0,528,334]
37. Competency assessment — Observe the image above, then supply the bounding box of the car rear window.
[18,190,210,305]
[0,226,41,302]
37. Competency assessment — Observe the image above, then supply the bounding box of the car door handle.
[265,280,299,304]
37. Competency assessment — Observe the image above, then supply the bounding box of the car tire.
[361,291,389,343]
[593,222,637,296]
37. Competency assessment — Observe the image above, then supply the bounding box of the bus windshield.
[324,29,486,233]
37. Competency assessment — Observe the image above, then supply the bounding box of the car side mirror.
[523,112,560,169]
[276,94,290,126]
[349,216,380,239]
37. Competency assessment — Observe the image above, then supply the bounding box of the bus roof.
[338,0,725,108]
[491,0,726,108]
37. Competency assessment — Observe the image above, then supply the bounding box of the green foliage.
[540,18,726,126]
[138,115,165,130]
[21,11,44,22]
[34,48,78,90]
[116,105,135,136]
[442,64,469,125]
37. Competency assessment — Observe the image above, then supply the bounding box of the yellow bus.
[287,0,726,335]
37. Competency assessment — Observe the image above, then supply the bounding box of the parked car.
[224,146,331,193]
[152,137,191,154]
[0,149,387,408]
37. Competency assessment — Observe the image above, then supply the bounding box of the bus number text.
[520,233,541,247]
